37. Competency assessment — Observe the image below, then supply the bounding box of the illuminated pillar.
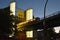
[26,8,33,20]
[10,1,16,16]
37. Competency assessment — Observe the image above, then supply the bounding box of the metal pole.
[43,0,48,40]
[43,0,48,28]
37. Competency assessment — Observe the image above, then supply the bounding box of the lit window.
[10,2,16,16]
[26,31,33,38]
[26,8,33,20]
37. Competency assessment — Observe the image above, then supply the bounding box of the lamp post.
[43,0,48,40]
[43,0,48,29]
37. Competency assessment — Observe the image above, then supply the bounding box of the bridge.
[34,11,60,29]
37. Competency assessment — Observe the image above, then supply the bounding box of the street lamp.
[43,0,48,29]
[43,0,48,40]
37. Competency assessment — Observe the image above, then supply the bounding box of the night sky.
[0,0,60,18]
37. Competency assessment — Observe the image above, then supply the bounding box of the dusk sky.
[0,0,60,18]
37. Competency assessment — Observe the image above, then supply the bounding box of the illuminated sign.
[18,10,24,18]
[10,2,16,15]
[26,8,33,20]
